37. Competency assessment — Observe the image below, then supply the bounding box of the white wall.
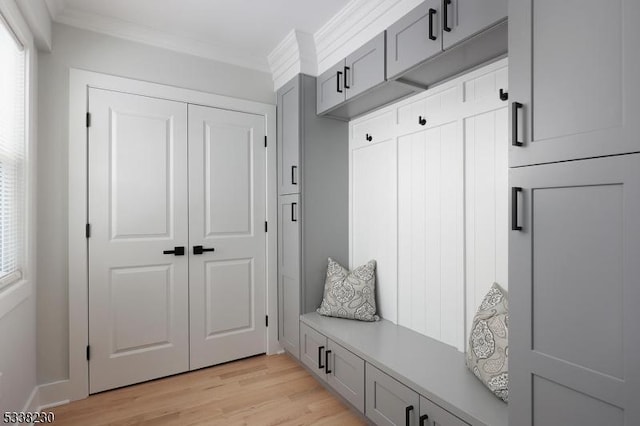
[36,23,275,385]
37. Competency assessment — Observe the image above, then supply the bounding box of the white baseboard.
[22,386,39,412]
[37,380,70,410]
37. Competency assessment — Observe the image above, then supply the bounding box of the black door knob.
[163,246,185,256]
[193,245,215,255]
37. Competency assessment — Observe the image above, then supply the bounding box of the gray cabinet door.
[299,322,328,380]
[509,155,640,426]
[509,0,640,166]
[366,363,420,426]
[345,32,386,100]
[277,77,300,195]
[442,0,507,49]
[278,194,301,358]
[327,339,365,413]
[387,0,443,79]
[419,396,469,426]
[317,61,346,114]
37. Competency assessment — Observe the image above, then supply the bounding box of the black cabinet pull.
[291,202,297,222]
[512,102,523,146]
[344,66,350,89]
[419,414,429,426]
[443,0,452,32]
[318,346,325,369]
[325,350,332,374]
[428,8,437,40]
[365,133,373,142]
[499,88,509,101]
[512,187,523,231]
[337,71,343,93]
[405,405,414,426]
[418,116,427,126]
[291,165,297,185]
[163,246,185,256]
[193,245,215,255]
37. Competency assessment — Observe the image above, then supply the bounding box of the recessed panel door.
[88,88,189,393]
[188,105,267,370]
[278,194,301,357]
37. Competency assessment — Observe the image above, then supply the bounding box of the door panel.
[277,78,300,195]
[88,88,189,393]
[509,155,640,425]
[327,339,365,412]
[365,363,420,426]
[317,61,346,114]
[300,322,327,380]
[278,194,301,357]
[509,0,640,166]
[420,396,469,426]
[188,104,267,370]
[345,32,386,100]
[442,0,507,50]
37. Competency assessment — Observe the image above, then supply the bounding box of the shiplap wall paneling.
[350,110,398,323]
[397,121,464,351]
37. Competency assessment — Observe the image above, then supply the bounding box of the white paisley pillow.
[316,258,379,322]
[466,283,509,403]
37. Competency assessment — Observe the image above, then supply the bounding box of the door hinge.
[264,136,267,147]
[265,221,268,232]
[265,315,269,327]
[86,223,91,238]
[86,112,91,127]
[86,345,91,361]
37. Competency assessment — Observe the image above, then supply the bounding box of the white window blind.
[0,17,25,290]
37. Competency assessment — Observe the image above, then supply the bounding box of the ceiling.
[44,0,351,72]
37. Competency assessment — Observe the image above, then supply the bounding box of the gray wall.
[36,23,275,384]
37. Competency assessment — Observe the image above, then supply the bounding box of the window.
[0,16,25,290]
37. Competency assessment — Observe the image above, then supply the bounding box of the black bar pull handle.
[163,246,185,256]
[428,8,437,40]
[291,165,298,185]
[443,0,452,32]
[325,350,332,374]
[418,116,427,126]
[512,187,523,231]
[291,202,297,222]
[318,345,325,369]
[512,102,523,146]
[344,66,350,89]
[419,414,429,426]
[405,405,414,426]
[337,71,343,93]
[193,245,215,255]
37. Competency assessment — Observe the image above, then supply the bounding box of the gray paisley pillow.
[466,283,509,403]
[316,258,379,322]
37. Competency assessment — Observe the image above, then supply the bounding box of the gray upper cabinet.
[345,32,386,100]
[317,61,346,114]
[278,194,301,358]
[387,0,443,79]
[442,0,507,49]
[509,154,640,426]
[509,0,640,166]
[277,78,300,195]
[366,363,420,426]
[420,396,469,426]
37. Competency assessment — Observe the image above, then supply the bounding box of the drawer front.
[299,322,328,381]
[345,32,386,100]
[366,363,420,426]
[420,396,469,426]
[327,339,365,413]
[351,109,395,150]
[317,61,347,114]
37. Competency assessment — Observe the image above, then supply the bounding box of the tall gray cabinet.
[508,0,640,424]
[277,74,348,359]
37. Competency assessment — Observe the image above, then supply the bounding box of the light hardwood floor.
[51,354,366,425]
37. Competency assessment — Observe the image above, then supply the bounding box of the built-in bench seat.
[300,312,507,426]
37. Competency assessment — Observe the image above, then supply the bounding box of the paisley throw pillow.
[466,283,509,403]
[316,258,379,322]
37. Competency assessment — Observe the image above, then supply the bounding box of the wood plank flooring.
[51,354,366,425]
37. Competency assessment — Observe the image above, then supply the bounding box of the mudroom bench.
[299,313,507,426]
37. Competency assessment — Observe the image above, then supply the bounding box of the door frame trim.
[68,69,278,402]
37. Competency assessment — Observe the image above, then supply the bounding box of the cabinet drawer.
[300,322,327,380]
[420,396,469,426]
[327,339,365,413]
[351,110,395,150]
[366,363,420,426]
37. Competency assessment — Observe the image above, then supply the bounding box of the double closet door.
[87,88,267,393]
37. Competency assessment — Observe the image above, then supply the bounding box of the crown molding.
[43,0,64,21]
[268,29,316,91]
[52,7,270,72]
[16,0,52,51]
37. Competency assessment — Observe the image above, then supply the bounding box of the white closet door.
[188,105,267,370]
[350,116,398,323]
[88,88,189,393]
[397,121,464,350]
